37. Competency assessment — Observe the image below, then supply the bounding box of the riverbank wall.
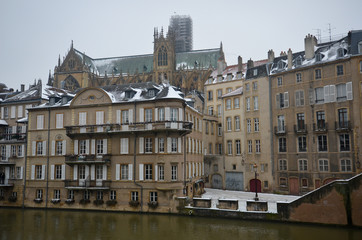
[178,173,362,227]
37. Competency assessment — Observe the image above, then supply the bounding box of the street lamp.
[253,163,259,201]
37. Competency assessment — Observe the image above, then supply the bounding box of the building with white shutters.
[24,82,204,212]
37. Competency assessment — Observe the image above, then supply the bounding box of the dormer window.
[277,61,285,69]
[315,53,322,62]
[61,96,68,105]
[358,41,362,54]
[227,74,232,81]
[148,89,156,97]
[49,97,56,106]
[337,48,346,58]
[295,57,302,67]
[125,90,135,99]
[253,69,258,76]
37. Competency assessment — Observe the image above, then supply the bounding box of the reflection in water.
[0,209,361,240]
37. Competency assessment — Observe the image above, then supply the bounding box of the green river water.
[0,208,361,240]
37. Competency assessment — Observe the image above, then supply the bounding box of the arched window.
[158,46,168,66]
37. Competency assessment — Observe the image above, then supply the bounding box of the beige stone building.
[24,82,204,212]
[270,31,362,195]
[243,62,273,193]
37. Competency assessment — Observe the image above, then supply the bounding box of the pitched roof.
[74,47,222,76]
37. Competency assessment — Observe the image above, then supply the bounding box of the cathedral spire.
[58,54,61,67]
[71,40,74,50]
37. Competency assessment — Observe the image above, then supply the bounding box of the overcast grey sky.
[1,0,361,91]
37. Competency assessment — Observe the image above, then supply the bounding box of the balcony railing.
[294,124,307,134]
[313,122,328,132]
[335,121,351,132]
[274,126,287,135]
[64,180,111,189]
[65,121,193,137]
[0,133,26,142]
[65,154,111,165]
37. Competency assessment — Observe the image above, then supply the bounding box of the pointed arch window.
[158,46,168,66]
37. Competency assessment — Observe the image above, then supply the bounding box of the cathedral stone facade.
[51,28,225,93]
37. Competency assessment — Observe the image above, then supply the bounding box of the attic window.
[316,53,322,62]
[49,97,56,106]
[253,69,258,76]
[337,48,346,58]
[359,41,362,54]
[148,89,156,97]
[227,74,232,81]
[277,61,285,69]
[125,91,135,99]
[295,57,302,66]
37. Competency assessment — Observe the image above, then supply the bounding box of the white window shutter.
[42,141,46,156]
[329,85,336,102]
[165,107,170,121]
[155,164,158,181]
[62,140,66,155]
[41,165,46,180]
[167,137,171,153]
[85,165,89,179]
[85,140,90,154]
[11,106,16,118]
[19,145,24,157]
[178,137,182,153]
[155,108,158,121]
[346,82,353,100]
[22,126,26,133]
[74,140,78,154]
[116,110,121,124]
[12,126,17,134]
[324,85,330,103]
[103,165,107,180]
[20,167,23,179]
[309,88,315,104]
[139,108,144,122]
[32,141,36,156]
[6,145,10,158]
[129,109,133,123]
[91,165,95,180]
[116,164,120,180]
[284,92,289,108]
[18,105,23,118]
[179,108,183,121]
[1,107,3,119]
[139,137,144,154]
[31,165,35,180]
[103,139,107,154]
[51,141,55,156]
[128,164,133,180]
[139,164,144,181]
[91,139,95,154]
[188,138,191,153]
[188,163,191,178]
[50,165,54,180]
[295,91,300,106]
[73,165,78,180]
[61,165,65,180]
[155,138,158,153]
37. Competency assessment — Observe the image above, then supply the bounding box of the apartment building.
[243,63,272,192]
[24,82,204,213]
[270,31,362,195]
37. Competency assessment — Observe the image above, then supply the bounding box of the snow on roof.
[16,117,28,123]
[0,120,8,125]
[222,86,243,98]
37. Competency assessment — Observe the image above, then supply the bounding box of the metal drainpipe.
[45,107,51,208]
[183,103,187,194]
[221,96,225,189]
[22,120,29,208]
[267,64,275,181]
[133,101,143,212]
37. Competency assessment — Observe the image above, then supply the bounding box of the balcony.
[64,179,111,190]
[0,158,16,165]
[65,154,111,165]
[313,122,328,133]
[0,179,15,187]
[335,121,351,132]
[65,121,193,138]
[294,124,308,134]
[274,126,287,136]
[0,133,26,143]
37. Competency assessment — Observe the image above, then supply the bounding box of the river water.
[0,208,361,240]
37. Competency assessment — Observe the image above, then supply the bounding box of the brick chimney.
[21,84,25,92]
[304,34,317,60]
[247,58,254,69]
[237,56,243,72]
